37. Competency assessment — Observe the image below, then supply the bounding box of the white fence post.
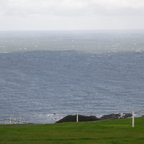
[19,116,22,124]
[132,111,134,127]
[76,114,78,122]
[10,117,12,124]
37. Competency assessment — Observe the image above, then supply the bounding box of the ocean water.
[0,30,144,124]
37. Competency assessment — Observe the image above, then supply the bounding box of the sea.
[0,30,144,124]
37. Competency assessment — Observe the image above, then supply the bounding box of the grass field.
[0,117,144,144]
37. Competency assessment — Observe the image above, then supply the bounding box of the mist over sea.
[0,30,144,124]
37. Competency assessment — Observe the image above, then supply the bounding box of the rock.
[122,113,132,118]
[100,113,132,120]
[56,115,99,123]
[56,113,132,123]
[100,114,120,120]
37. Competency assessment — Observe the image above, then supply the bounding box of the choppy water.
[0,30,144,124]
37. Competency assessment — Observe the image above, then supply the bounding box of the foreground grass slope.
[0,117,144,144]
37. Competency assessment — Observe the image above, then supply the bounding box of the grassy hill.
[0,117,144,144]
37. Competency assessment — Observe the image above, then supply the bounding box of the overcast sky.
[0,0,144,31]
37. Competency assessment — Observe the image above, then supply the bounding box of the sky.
[0,0,144,31]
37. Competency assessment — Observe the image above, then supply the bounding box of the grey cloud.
[1,1,144,18]
[0,0,144,30]
[39,6,144,17]
[89,4,144,17]
[2,8,28,17]
[2,7,143,18]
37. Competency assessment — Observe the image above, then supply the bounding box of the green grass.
[0,117,144,144]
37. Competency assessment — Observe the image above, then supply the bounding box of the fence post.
[19,116,22,124]
[10,117,12,124]
[76,114,78,122]
[5,119,6,124]
[14,118,16,124]
[132,111,134,127]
